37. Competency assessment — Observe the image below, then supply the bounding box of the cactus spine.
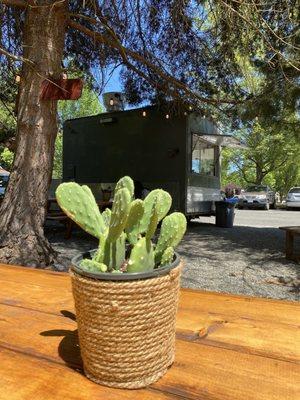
[56,177,187,274]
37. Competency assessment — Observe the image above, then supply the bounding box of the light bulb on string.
[165,114,170,119]
[15,75,21,83]
[142,111,147,117]
[109,99,114,106]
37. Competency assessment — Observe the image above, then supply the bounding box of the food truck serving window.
[191,134,215,176]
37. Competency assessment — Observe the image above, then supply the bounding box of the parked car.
[238,185,276,210]
[286,187,300,209]
[0,174,9,198]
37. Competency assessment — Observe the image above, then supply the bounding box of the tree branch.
[0,46,34,66]
[1,0,27,8]
[69,18,241,106]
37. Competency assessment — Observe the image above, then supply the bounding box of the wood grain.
[0,347,176,400]
[0,264,299,400]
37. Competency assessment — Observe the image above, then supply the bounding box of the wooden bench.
[279,226,300,263]
[0,263,299,399]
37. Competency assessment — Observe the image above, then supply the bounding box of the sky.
[97,65,148,110]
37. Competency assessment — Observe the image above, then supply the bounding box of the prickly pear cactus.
[102,232,126,271]
[102,208,111,228]
[56,176,186,274]
[115,176,134,199]
[154,212,187,264]
[161,247,174,266]
[145,198,159,242]
[80,259,108,273]
[127,237,155,273]
[56,182,106,239]
[107,187,131,242]
[140,189,172,233]
[125,199,144,245]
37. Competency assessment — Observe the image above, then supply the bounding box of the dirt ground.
[47,209,300,301]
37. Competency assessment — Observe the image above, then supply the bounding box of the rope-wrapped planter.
[70,253,183,389]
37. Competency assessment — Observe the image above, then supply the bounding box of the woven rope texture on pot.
[71,262,182,389]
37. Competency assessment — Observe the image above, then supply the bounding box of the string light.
[15,75,21,83]
[189,105,193,110]
[109,99,114,106]
[165,114,170,119]
[184,112,187,116]
[142,111,147,117]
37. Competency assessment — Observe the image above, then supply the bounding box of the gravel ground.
[47,209,300,301]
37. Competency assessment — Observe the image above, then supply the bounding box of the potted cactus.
[56,176,186,389]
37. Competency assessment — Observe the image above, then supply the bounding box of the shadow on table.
[40,310,83,372]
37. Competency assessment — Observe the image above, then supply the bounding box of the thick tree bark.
[0,1,68,267]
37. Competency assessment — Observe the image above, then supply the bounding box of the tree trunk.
[0,1,68,267]
[255,164,264,185]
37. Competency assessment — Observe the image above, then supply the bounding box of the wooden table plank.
[154,340,300,400]
[0,264,299,365]
[0,347,176,400]
[0,264,299,400]
[0,297,299,366]
[1,263,298,323]
[0,336,299,400]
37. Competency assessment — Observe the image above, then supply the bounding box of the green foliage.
[52,133,63,179]
[56,176,187,274]
[221,120,300,195]
[58,83,103,125]
[0,147,14,170]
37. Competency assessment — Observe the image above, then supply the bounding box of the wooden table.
[0,263,299,400]
[279,226,300,263]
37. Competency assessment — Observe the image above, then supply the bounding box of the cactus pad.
[125,199,144,245]
[140,189,172,233]
[80,259,108,272]
[127,237,155,272]
[155,212,186,263]
[56,182,106,239]
[102,208,111,228]
[115,176,134,199]
[108,188,131,242]
[160,247,174,266]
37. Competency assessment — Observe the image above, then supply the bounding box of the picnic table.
[0,263,299,399]
[279,226,300,263]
